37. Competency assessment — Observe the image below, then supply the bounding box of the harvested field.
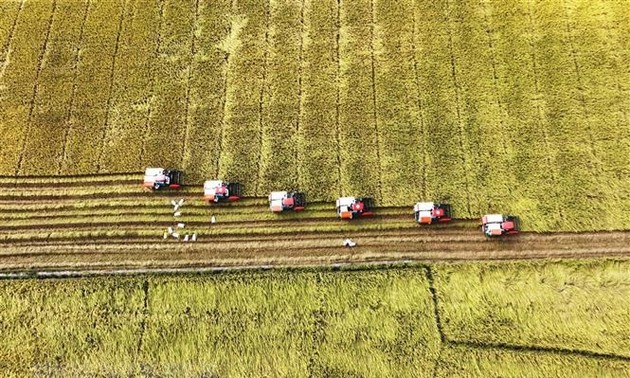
[0,174,629,272]
[0,0,628,231]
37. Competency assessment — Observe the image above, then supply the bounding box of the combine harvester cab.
[203,180,242,203]
[143,168,183,190]
[414,202,452,224]
[481,214,519,237]
[336,197,375,219]
[269,191,306,212]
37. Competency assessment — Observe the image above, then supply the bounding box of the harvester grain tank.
[481,214,519,237]
[336,196,375,219]
[143,168,183,190]
[414,202,452,224]
[269,191,306,212]
[203,180,242,203]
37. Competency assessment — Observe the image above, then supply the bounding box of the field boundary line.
[95,0,128,173]
[139,0,166,166]
[444,0,473,216]
[0,0,25,82]
[59,0,91,175]
[450,339,630,362]
[307,271,324,377]
[410,0,428,199]
[15,0,58,176]
[136,278,150,354]
[369,0,383,202]
[333,0,343,197]
[181,0,201,170]
[424,266,446,343]
[1,257,630,279]
[254,0,271,196]
[295,0,305,189]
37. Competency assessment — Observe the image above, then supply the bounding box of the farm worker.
[343,238,356,248]
[211,216,217,224]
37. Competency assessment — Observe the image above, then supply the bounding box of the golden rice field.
[0,0,628,231]
[1,260,629,377]
[1,0,629,376]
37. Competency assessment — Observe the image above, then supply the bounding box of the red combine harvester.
[481,214,519,237]
[143,168,183,190]
[269,191,306,212]
[203,180,242,203]
[336,197,375,219]
[414,202,452,224]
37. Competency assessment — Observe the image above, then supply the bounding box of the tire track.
[1,248,629,276]
[0,213,416,231]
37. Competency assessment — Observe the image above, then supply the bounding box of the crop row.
[98,0,162,173]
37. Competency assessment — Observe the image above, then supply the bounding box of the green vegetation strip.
[1,260,629,376]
